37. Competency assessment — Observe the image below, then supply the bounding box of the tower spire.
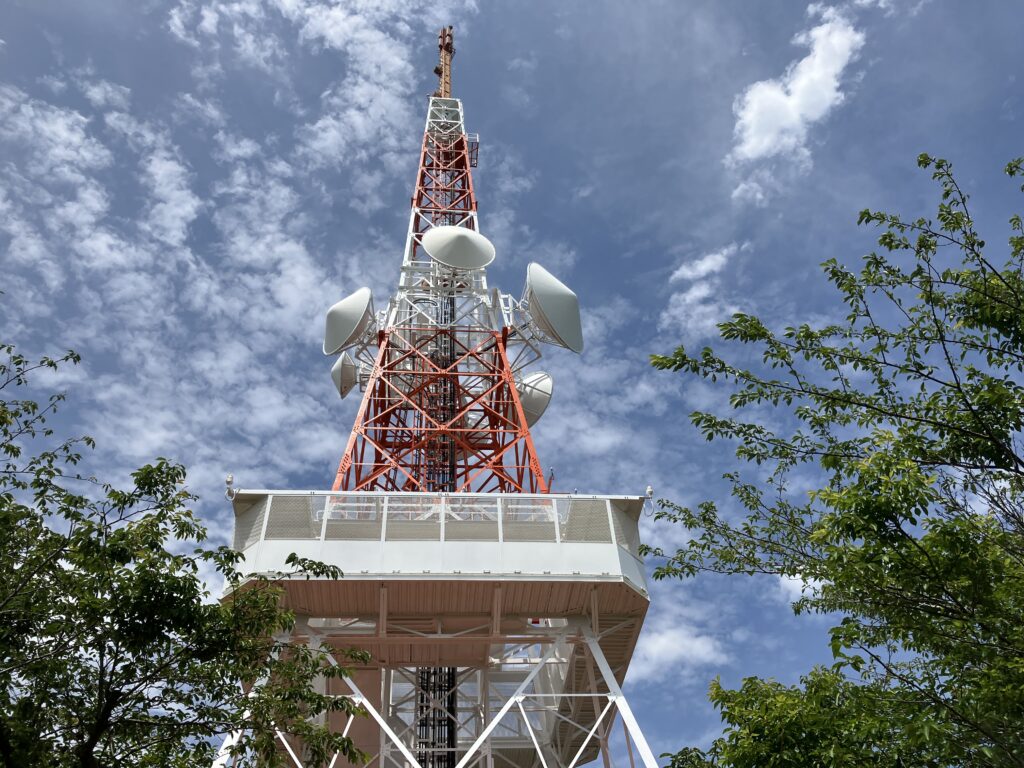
[433,25,454,98]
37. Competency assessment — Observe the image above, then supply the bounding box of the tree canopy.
[648,155,1024,767]
[0,343,365,767]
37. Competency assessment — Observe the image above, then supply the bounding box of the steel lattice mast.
[331,27,548,495]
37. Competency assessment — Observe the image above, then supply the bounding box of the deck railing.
[233,493,641,558]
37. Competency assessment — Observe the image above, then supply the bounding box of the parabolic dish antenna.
[324,287,374,355]
[422,225,496,270]
[525,263,584,353]
[330,352,359,399]
[516,371,553,426]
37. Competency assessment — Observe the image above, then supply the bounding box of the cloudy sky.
[3,0,1022,756]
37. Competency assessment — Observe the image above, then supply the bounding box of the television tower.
[329,25,557,496]
[219,27,656,768]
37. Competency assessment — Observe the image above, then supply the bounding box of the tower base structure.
[217,491,656,768]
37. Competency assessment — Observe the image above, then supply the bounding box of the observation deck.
[230,492,650,768]
[233,491,647,598]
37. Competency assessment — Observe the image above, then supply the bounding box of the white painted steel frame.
[209,619,656,768]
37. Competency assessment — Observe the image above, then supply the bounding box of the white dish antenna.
[516,371,553,426]
[330,352,359,399]
[324,287,374,355]
[422,226,495,270]
[525,263,584,353]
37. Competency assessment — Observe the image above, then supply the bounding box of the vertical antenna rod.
[434,25,455,98]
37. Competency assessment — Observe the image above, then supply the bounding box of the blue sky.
[2,0,1023,757]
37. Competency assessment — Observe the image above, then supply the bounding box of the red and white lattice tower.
[221,27,656,768]
[330,26,551,495]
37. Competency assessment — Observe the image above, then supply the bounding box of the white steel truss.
[210,619,656,768]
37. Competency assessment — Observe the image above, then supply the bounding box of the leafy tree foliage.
[647,156,1024,767]
[0,343,367,767]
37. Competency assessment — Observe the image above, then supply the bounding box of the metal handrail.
[246,493,640,554]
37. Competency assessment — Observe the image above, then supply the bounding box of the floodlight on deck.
[323,287,375,355]
[422,225,495,270]
[525,262,584,353]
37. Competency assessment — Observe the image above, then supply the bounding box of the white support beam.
[312,633,424,768]
[211,631,288,768]
[581,629,658,768]
[492,585,502,636]
[567,698,615,768]
[276,728,306,768]
[517,699,550,768]
[453,639,563,768]
[622,718,637,768]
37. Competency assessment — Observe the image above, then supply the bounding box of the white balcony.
[231,491,648,599]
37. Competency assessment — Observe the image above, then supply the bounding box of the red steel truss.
[332,81,547,494]
[409,130,477,249]
[334,326,546,493]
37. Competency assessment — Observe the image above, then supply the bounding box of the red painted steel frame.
[333,327,546,493]
[332,103,548,493]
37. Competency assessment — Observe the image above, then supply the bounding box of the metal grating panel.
[502,499,556,542]
[445,520,498,541]
[325,495,383,540]
[325,518,382,541]
[445,496,499,541]
[610,507,641,555]
[387,519,441,540]
[559,499,611,543]
[387,498,442,541]
[233,497,268,550]
[264,496,319,540]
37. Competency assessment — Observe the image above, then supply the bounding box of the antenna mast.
[434,25,454,98]
[330,25,544,494]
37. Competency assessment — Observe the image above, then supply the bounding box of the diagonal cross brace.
[581,628,659,768]
[452,639,563,768]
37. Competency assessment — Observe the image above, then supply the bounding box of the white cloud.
[501,84,532,109]
[507,55,538,73]
[76,75,132,111]
[0,77,356,542]
[175,93,226,126]
[39,75,67,94]
[670,243,737,282]
[214,130,261,161]
[480,145,577,270]
[659,289,735,343]
[727,5,864,202]
[0,85,112,182]
[730,177,767,206]
[628,587,730,685]
[104,111,203,249]
[141,148,203,247]
[776,573,824,604]
[291,8,421,180]
[165,0,475,215]
[852,0,893,13]
[659,243,744,343]
[729,7,864,165]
